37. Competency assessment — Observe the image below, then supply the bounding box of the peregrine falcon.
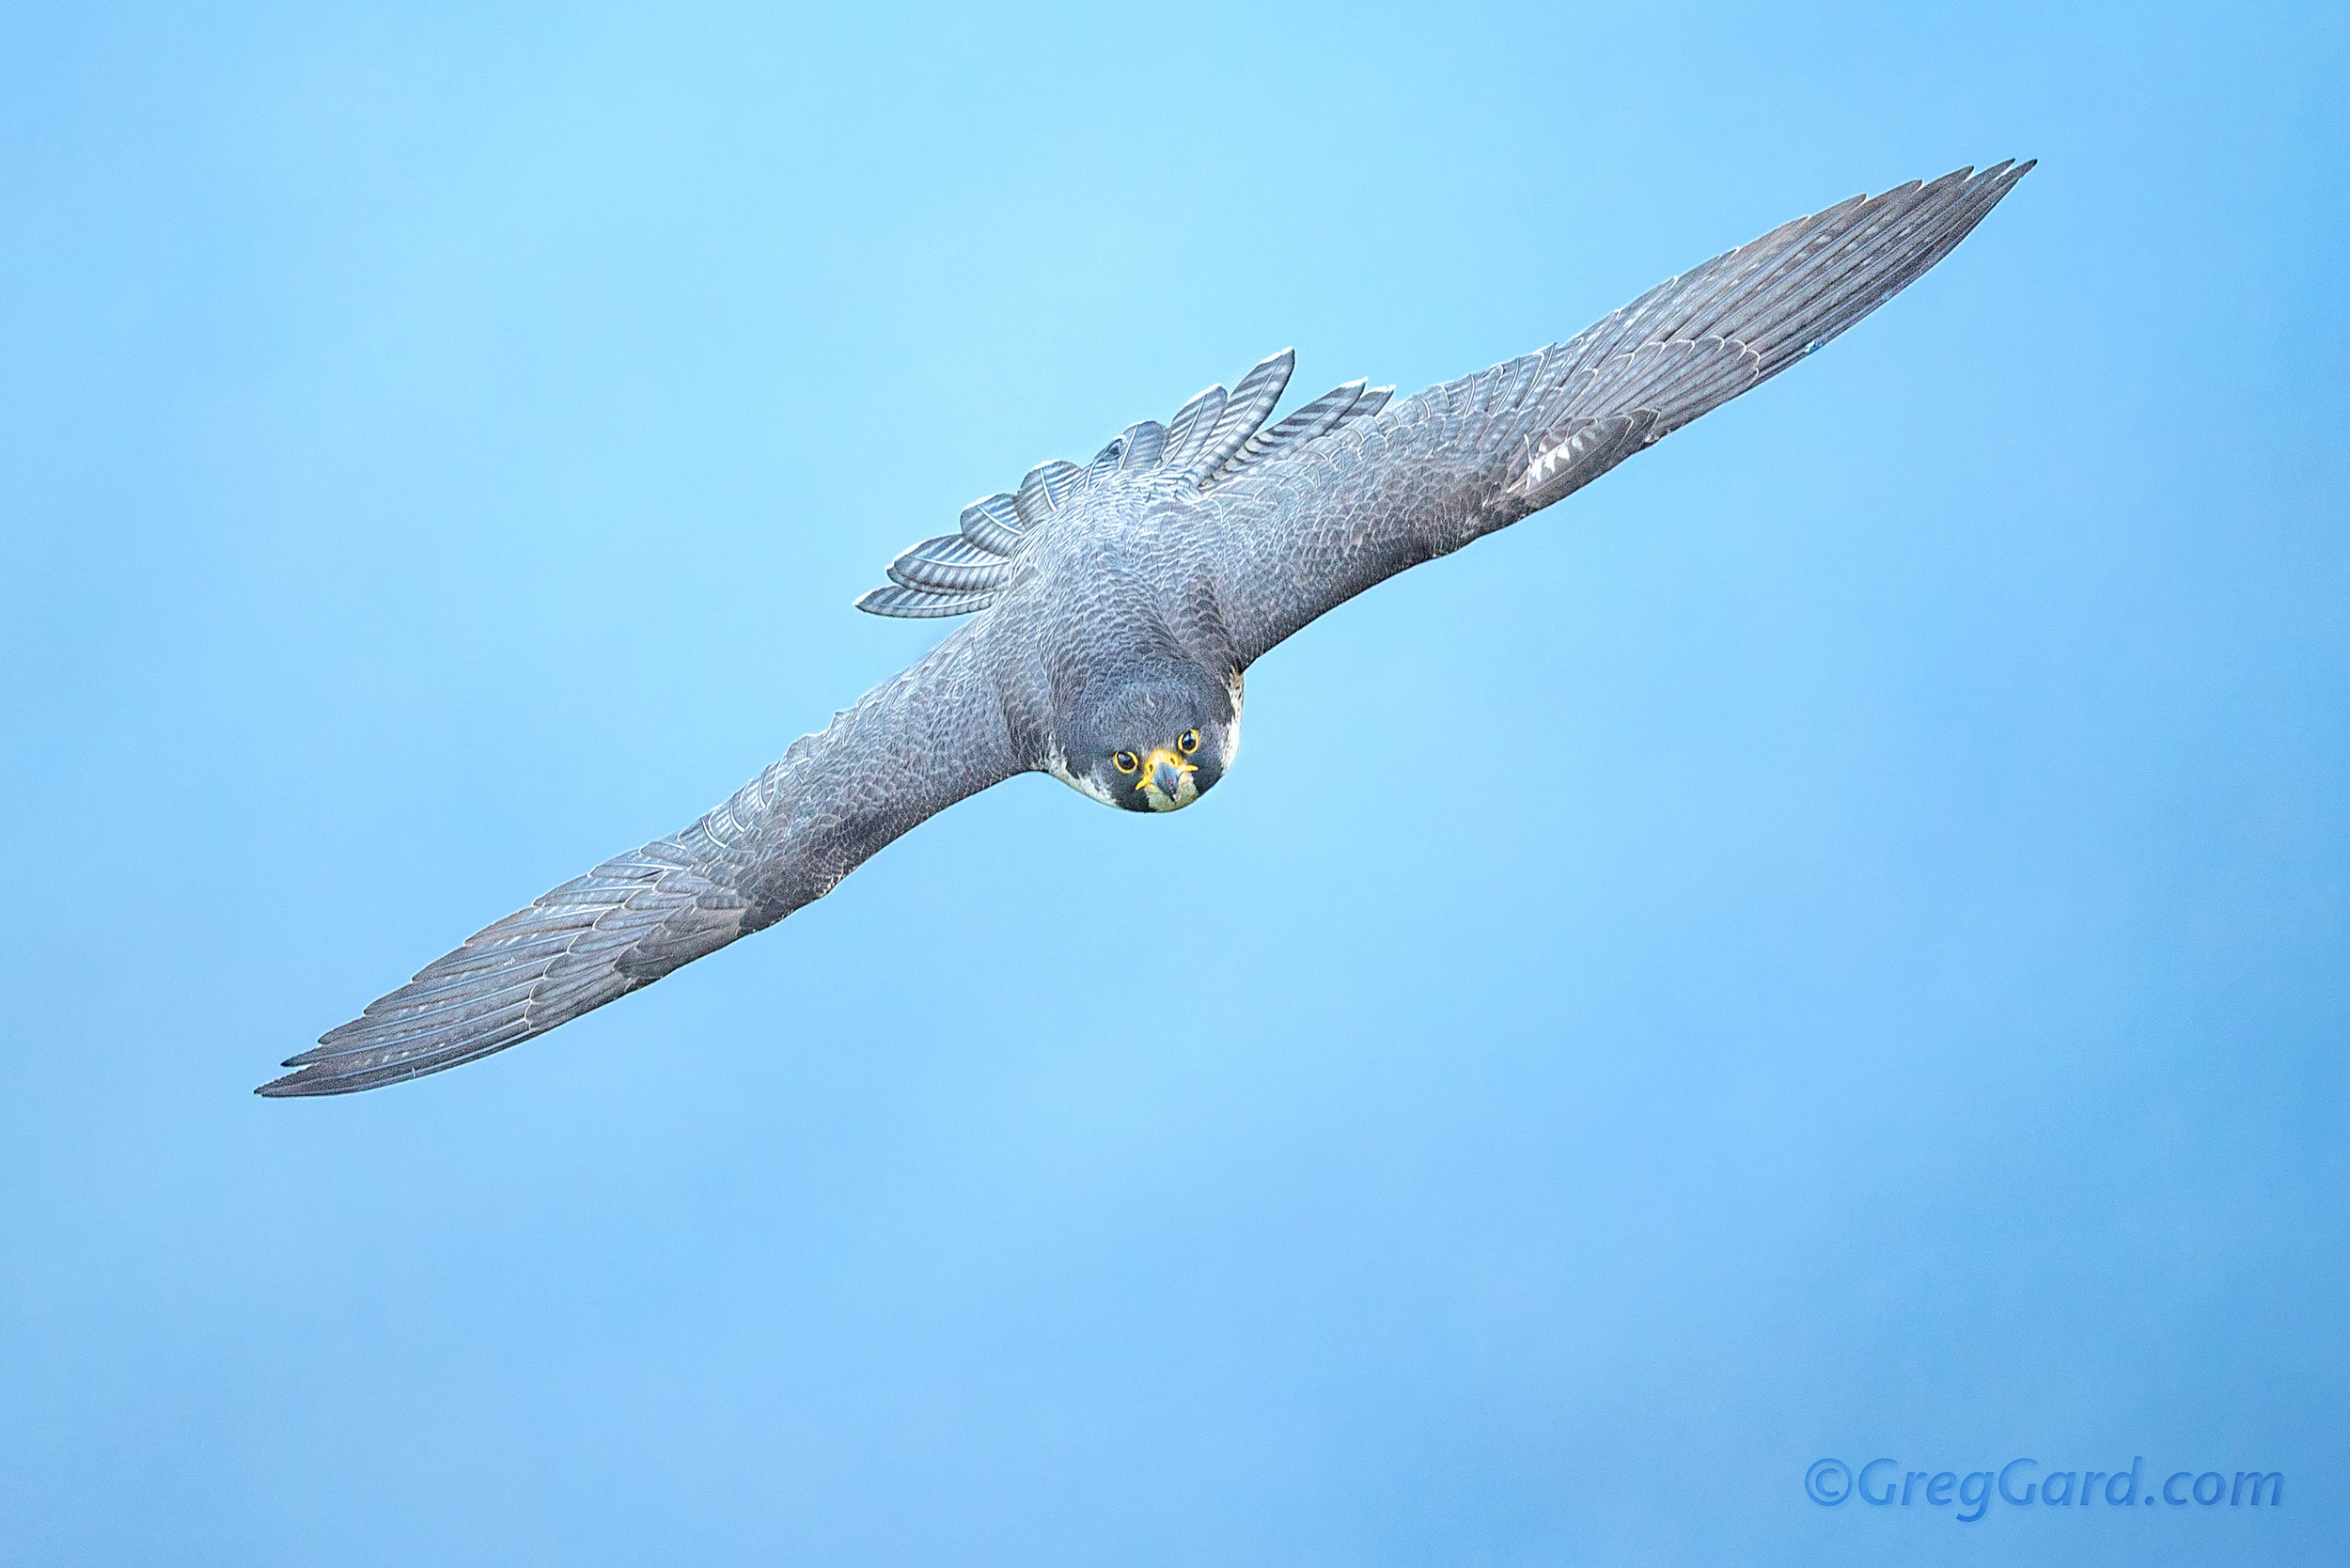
[261,163,2032,1096]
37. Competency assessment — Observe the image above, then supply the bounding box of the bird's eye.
[1178,729,1199,754]
[1114,751,1139,774]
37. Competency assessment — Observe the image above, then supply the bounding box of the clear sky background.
[3,3,2344,1563]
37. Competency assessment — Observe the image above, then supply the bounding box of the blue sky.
[2,2,2343,1563]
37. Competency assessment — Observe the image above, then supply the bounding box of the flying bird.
[261,162,2033,1096]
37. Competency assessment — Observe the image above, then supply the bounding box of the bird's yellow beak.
[1134,745,1198,810]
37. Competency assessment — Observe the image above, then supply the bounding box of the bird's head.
[1049,675,1240,814]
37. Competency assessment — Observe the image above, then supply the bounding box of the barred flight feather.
[1215,379,1366,479]
[1013,461,1079,525]
[1119,420,1166,468]
[887,552,1016,593]
[959,494,1025,555]
[1159,384,1227,467]
[854,354,1388,618]
[1084,435,1128,487]
[1181,350,1293,481]
[854,583,999,619]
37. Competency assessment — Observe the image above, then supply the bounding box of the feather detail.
[885,535,1017,593]
[1334,385,1392,430]
[1159,384,1229,470]
[1014,460,1080,525]
[1208,377,1367,486]
[853,583,999,619]
[857,356,1399,614]
[1119,420,1166,469]
[1180,349,1293,484]
[958,494,1025,556]
[1084,434,1128,487]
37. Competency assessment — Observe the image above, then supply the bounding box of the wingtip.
[1918,160,2034,194]
[255,1044,321,1094]
[255,1063,370,1098]
[258,1045,368,1096]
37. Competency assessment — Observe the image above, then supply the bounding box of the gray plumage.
[260,162,2031,1097]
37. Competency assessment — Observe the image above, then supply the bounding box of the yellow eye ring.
[1113,750,1139,774]
[1178,729,1199,755]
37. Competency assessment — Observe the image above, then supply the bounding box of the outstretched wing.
[1198,163,2034,663]
[261,629,1018,1096]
